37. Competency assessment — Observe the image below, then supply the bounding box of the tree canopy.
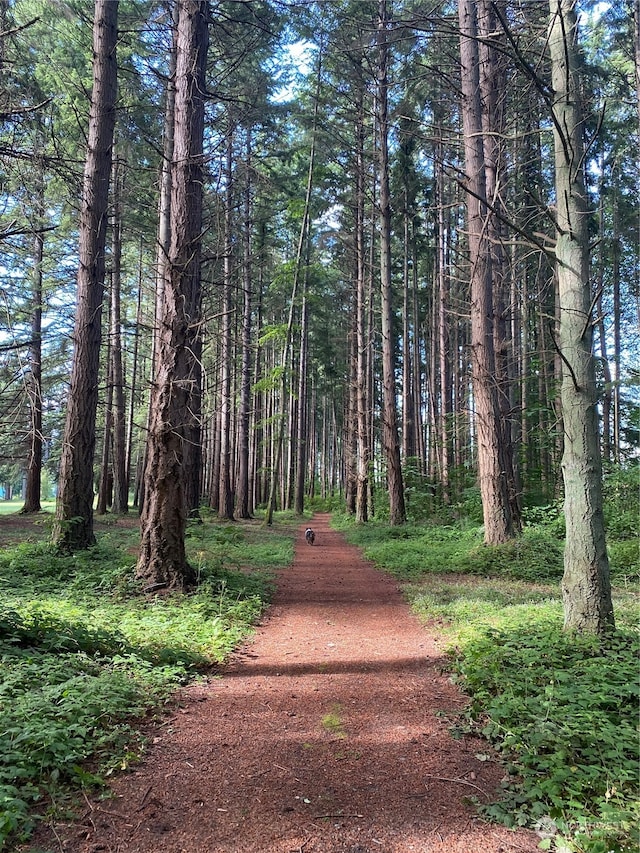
[0,0,637,630]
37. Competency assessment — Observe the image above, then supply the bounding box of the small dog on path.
[305,527,315,545]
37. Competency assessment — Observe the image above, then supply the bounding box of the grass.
[334,510,639,853]
[0,510,294,850]
[321,704,347,739]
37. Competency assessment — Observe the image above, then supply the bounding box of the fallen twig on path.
[313,812,364,820]
[423,773,491,800]
[137,784,153,810]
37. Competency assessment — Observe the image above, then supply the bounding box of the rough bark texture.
[110,157,128,514]
[236,134,253,518]
[294,290,309,516]
[52,0,118,551]
[377,0,406,526]
[458,0,515,544]
[549,0,614,633]
[477,0,521,530]
[218,126,235,521]
[136,0,208,590]
[21,179,44,514]
[355,81,369,524]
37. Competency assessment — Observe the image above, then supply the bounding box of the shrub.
[0,513,293,848]
[451,626,640,852]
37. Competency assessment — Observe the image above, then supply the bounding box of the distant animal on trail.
[305,527,315,545]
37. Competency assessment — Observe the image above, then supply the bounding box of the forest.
[0,0,638,850]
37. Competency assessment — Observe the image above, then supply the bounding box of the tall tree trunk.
[126,240,144,500]
[136,0,208,589]
[294,281,309,515]
[611,200,621,463]
[377,0,405,525]
[458,0,515,544]
[236,127,253,519]
[354,85,370,523]
[96,315,113,516]
[548,0,614,633]
[435,132,451,504]
[52,0,118,551]
[138,4,177,515]
[402,209,416,460]
[218,124,235,520]
[345,309,358,515]
[110,154,128,513]
[478,0,521,529]
[21,164,44,514]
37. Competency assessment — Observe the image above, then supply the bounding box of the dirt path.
[31,514,539,853]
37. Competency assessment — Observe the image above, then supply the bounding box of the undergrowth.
[334,506,639,853]
[0,514,293,850]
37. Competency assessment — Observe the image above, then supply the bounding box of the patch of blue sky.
[270,40,317,103]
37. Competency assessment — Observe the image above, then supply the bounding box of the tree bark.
[355,79,369,523]
[218,124,235,520]
[136,0,208,589]
[477,0,521,529]
[294,282,309,515]
[458,0,515,544]
[548,0,614,633]
[52,0,118,551]
[377,0,406,525]
[138,4,177,516]
[21,163,44,514]
[109,154,128,513]
[236,127,253,519]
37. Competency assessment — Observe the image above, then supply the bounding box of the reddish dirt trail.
[31,514,539,853]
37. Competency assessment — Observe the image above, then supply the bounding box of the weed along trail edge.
[32,514,539,853]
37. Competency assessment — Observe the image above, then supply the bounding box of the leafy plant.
[0,513,294,849]
[335,511,640,853]
[450,626,639,852]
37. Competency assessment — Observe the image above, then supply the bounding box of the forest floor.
[27,513,540,853]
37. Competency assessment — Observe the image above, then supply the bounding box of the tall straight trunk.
[355,77,369,523]
[96,315,113,516]
[458,0,515,544]
[402,210,416,460]
[52,0,118,551]
[307,373,317,500]
[345,311,358,515]
[611,200,621,462]
[411,247,425,472]
[110,154,128,513]
[137,0,208,589]
[355,93,371,523]
[596,180,612,462]
[21,164,44,514]
[435,136,451,503]
[548,0,614,633]
[294,282,309,515]
[478,0,521,528]
[236,127,253,518]
[285,367,297,509]
[250,229,266,508]
[377,0,405,525]
[138,3,177,516]
[218,125,235,520]
[126,240,144,498]
[208,365,221,513]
